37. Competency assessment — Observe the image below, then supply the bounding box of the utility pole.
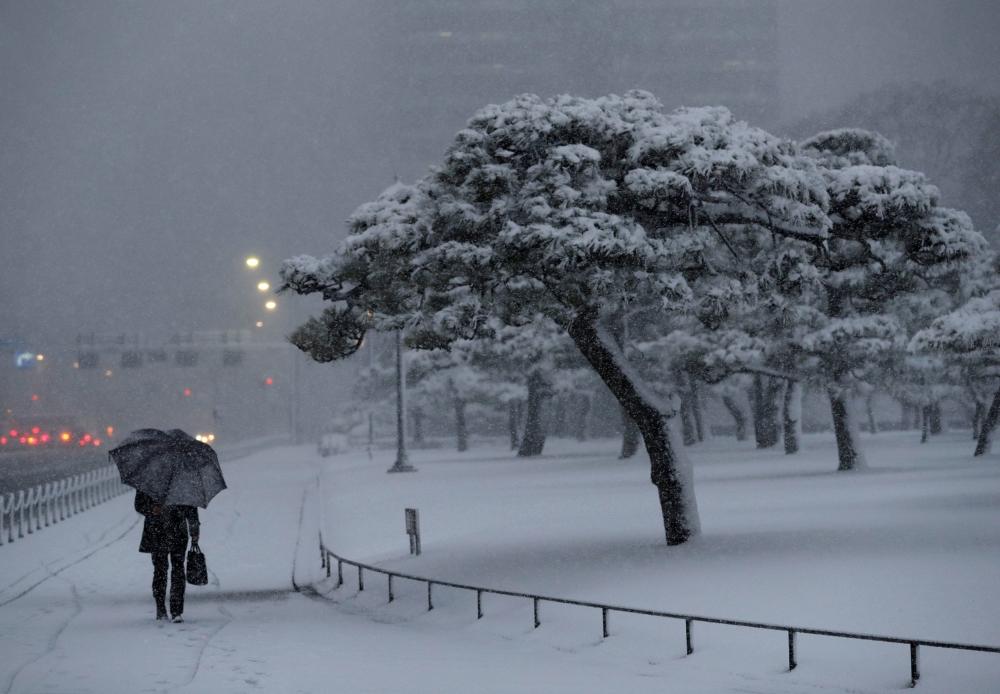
[387,330,416,473]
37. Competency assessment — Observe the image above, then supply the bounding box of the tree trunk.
[920,405,930,444]
[829,387,867,471]
[865,392,878,435]
[508,401,522,451]
[569,312,700,545]
[454,396,468,452]
[929,402,943,436]
[722,395,748,441]
[688,373,705,443]
[517,371,548,457]
[782,381,801,455]
[412,406,425,445]
[550,397,568,438]
[750,375,782,448]
[974,386,1000,456]
[619,405,640,459]
[573,394,591,441]
[679,392,697,446]
[973,401,985,440]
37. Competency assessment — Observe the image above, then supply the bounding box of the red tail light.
[40,433,50,443]
[0,436,7,445]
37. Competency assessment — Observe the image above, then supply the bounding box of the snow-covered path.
[1,441,996,693]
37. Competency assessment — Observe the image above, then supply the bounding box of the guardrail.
[317,535,1000,688]
[0,466,128,546]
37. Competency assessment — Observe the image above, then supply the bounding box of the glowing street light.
[255,320,264,328]
[35,354,45,362]
[245,256,260,269]
[257,281,271,292]
[264,300,277,311]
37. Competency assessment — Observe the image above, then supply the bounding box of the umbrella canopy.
[109,428,226,508]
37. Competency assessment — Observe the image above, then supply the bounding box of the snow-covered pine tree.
[281,92,836,545]
[912,287,1000,454]
[799,129,987,470]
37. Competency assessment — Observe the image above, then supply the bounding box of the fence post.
[337,560,343,587]
[0,494,7,545]
[388,575,394,603]
[25,488,34,534]
[427,582,434,611]
[35,486,44,531]
[788,630,797,671]
[477,590,483,619]
[685,619,694,655]
[358,566,364,592]
[910,643,920,687]
[320,541,326,569]
[17,491,25,538]
[533,598,540,629]
[602,607,609,639]
[325,553,331,579]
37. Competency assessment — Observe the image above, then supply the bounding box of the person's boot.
[156,605,168,621]
[171,614,184,623]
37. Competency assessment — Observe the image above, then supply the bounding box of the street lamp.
[255,320,264,328]
[245,256,260,269]
[264,300,277,311]
[387,330,416,473]
[257,281,271,292]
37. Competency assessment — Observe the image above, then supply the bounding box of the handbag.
[186,543,209,586]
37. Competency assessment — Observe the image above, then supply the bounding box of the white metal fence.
[0,466,128,546]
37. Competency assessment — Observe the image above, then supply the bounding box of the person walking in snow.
[134,491,199,622]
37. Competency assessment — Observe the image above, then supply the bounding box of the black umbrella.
[109,429,226,508]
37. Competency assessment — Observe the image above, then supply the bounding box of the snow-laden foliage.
[911,288,1000,354]
[282,91,991,540]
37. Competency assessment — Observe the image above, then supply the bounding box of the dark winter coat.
[135,491,200,554]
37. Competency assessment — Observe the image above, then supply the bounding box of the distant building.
[361,0,779,179]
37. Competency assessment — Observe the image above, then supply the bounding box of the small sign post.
[405,508,421,555]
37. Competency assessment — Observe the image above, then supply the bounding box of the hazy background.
[2,0,999,347]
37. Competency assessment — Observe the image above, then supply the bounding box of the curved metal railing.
[0,466,128,546]
[317,534,1000,688]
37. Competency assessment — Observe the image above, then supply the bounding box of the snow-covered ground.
[1,433,997,693]
[319,431,1000,693]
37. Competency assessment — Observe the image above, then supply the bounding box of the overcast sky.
[2,1,998,348]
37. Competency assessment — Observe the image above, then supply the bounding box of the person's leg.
[151,553,168,618]
[168,549,186,618]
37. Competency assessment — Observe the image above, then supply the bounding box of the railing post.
[358,566,364,592]
[602,607,609,639]
[388,575,394,603]
[25,489,34,534]
[337,560,343,587]
[533,598,540,629]
[910,643,920,687]
[685,619,693,655]
[788,630,797,671]
[17,491,25,538]
[35,486,44,531]
[325,553,331,579]
[427,582,434,611]
[320,543,326,569]
[477,590,483,619]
